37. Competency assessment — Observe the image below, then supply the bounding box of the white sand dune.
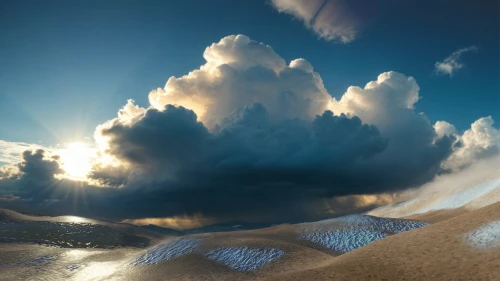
[369,158,500,218]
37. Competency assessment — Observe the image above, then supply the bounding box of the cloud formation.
[0,140,45,166]
[13,150,65,199]
[149,35,331,127]
[87,36,455,221]
[330,71,454,187]
[94,102,388,192]
[440,116,500,170]
[270,0,359,43]
[435,46,477,76]
[0,35,497,226]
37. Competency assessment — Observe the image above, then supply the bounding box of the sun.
[60,142,95,180]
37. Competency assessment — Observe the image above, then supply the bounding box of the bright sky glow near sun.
[58,142,96,180]
[0,0,498,225]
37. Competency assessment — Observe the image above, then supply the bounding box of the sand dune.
[368,162,500,219]
[0,208,164,249]
[264,202,500,281]
[0,210,431,280]
[0,199,498,280]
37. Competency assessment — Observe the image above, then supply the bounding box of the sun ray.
[59,142,95,180]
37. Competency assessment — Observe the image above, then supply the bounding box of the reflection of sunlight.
[60,142,95,180]
[67,249,88,259]
[62,216,89,224]
[76,262,117,280]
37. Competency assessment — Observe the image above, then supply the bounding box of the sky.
[0,0,499,227]
[1,0,498,145]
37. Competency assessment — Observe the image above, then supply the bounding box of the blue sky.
[0,0,498,145]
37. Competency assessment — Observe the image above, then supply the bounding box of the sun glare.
[60,142,94,180]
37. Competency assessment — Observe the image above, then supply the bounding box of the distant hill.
[184,222,276,234]
[0,208,161,248]
[139,224,185,236]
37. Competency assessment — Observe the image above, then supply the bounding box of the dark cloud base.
[0,36,463,224]
[0,103,453,224]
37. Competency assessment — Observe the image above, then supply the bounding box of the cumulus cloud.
[435,46,477,76]
[434,121,457,139]
[441,116,500,170]
[330,71,454,187]
[86,49,454,221]
[0,35,494,226]
[0,149,67,204]
[94,102,388,193]
[0,165,22,197]
[271,0,359,43]
[95,103,209,183]
[16,150,65,198]
[0,165,20,180]
[149,35,331,128]
[18,150,64,180]
[86,99,392,223]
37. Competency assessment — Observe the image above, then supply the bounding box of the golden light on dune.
[60,142,95,180]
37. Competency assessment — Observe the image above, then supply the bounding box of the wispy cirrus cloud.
[435,46,478,76]
[270,0,359,43]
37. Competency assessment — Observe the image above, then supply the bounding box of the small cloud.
[434,46,477,77]
[434,121,457,139]
[270,0,359,43]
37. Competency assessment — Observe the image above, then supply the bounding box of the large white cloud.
[97,41,459,195]
[329,71,421,126]
[95,54,455,199]
[104,41,456,194]
[149,35,331,128]
[329,71,453,186]
[270,0,358,43]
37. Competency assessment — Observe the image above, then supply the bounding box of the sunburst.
[59,142,95,180]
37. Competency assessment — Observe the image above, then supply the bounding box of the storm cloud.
[0,35,496,225]
[93,102,389,192]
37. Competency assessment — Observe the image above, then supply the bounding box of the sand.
[0,203,498,280]
[404,207,469,223]
[263,202,500,281]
